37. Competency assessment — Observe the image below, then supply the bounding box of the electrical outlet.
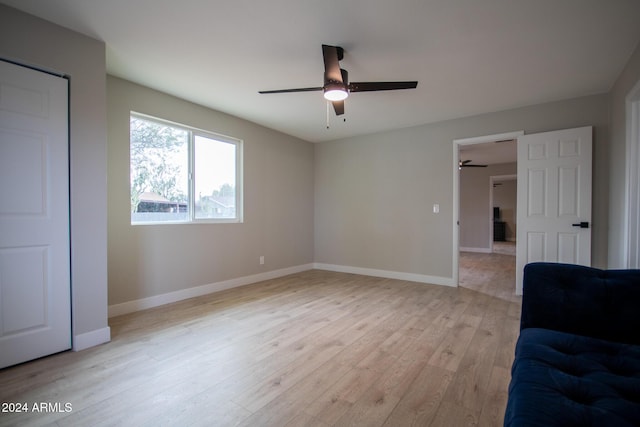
[259,256,265,265]
[433,204,440,214]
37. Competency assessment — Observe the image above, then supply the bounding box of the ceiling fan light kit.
[259,44,418,119]
[323,82,348,101]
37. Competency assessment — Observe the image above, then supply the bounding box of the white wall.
[107,77,314,310]
[0,4,110,349]
[315,94,610,284]
[608,42,640,268]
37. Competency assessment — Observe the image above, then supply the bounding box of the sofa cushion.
[520,263,640,345]
[505,328,640,427]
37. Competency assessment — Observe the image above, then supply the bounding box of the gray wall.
[107,77,314,306]
[460,163,517,250]
[608,42,640,268]
[0,4,109,347]
[315,94,610,282]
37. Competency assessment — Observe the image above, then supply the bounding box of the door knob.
[572,221,589,229]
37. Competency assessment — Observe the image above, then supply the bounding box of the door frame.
[452,130,524,287]
[625,78,640,268]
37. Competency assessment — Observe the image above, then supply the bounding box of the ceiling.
[3,1,640,143]
[460,139,516,166]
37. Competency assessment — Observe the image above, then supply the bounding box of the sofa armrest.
[520,262,640,345]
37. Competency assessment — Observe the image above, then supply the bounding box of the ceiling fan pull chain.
[326,101,330,129]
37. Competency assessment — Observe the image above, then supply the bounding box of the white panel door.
[0,60,70,368]
[515,126,592,294]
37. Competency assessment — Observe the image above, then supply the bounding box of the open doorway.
[453,131,522,298]
[491,174,517,256]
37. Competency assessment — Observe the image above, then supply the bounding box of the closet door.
[0,59,71,368]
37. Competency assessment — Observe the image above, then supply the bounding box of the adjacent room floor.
[459,242,518,303]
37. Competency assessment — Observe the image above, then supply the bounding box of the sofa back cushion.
[521,263,640,345]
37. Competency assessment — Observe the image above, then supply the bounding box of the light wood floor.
[0,256,520,427]
[459,245,519,303]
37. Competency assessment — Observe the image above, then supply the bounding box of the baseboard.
[313,263,456,287]
[108,263,315,318]
[73,326,111,351]
[108,262,457,318]
[460,247,492,253]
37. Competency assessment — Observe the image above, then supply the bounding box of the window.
[130,113,242,224]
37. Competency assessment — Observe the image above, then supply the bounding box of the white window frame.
[130,112,243,225]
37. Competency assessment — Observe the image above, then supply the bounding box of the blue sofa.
[504,262,640,426]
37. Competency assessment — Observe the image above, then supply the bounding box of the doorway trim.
[625,78,640,268]
[453,130,524,286]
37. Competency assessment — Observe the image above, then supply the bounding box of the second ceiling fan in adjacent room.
[459,159,488,169]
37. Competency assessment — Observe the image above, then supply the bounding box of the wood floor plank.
[427,317,477,372]
[234,360,352,427]
[441,323,500,412]
[477,366,512,427]
[430,401,479,427]
[0,252,520,427]
[230,334,347,412]
[303,365,383,425]
[381,364,454,427]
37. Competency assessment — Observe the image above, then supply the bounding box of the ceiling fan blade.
[459,159,487,167]
[349,81,418,92]
[322,44,344,83]
[332,100,345,116]
[259,87,323,94]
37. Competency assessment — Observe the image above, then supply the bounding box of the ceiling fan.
[459,159,488,169]
[258,44,418,116]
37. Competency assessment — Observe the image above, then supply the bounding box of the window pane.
[194,135,236,219]
[130,116,189,223]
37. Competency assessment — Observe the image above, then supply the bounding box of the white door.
[515,126,592,294]
[0,60,71,368]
